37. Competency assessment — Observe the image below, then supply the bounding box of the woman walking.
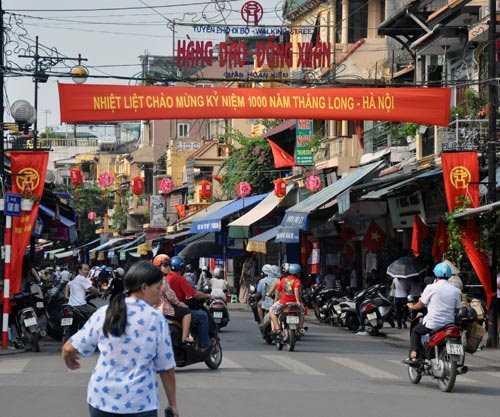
[62,261,179,417]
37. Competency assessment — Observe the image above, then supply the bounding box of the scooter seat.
[429,323,459,336]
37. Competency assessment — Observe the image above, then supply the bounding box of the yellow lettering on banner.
[269,95,291,108]
[378,93,395,112]
[362,94,376,110]
[92,94,122,112]
[223,94,246,108]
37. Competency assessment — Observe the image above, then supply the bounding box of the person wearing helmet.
[256,265,281,321]
[209,267,227,299]
[167,256,212,349]
[405,261,461,365]
[155,255,194,345]
[267,263,303,334]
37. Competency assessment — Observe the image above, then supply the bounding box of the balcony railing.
[438,119,500,152]
[364,122,408,153]
[38,137,99,147]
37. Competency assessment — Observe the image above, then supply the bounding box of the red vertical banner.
[441,151,494,307]
[432,219,448,262]
[411,215,429,258]
[9,151,49,294]
[441,151,480,211]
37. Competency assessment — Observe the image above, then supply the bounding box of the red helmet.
[153,254,170,268]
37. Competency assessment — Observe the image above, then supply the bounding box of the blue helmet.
[433,262,452,279]
[170,256,185,272]
[288,263,302,276]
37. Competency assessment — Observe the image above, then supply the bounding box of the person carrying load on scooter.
[209,267,227,299]
[267,263,304,338]
[154,254,194,345]
[256,264,281,322]
[404,261,461,366]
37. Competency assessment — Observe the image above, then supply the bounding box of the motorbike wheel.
[287,329,296,352]
[31,332,40,352]
[275,332,284,351]
[437,351,457,393]
[407,365,422,384]
[345,314,359,332]
[205,339,223,370]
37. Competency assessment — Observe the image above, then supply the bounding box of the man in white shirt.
[65,264,99,316]
[405,261,461,363]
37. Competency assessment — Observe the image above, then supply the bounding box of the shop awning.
[39,205,76,228]
[228,184,294,238]
[90,236,134,253]
[75,238,101,250]
[55,249,76,259]
[361,168,442,200]
[44,247,68,259]
[190,194,268,233]
[246,226,280,254]
[114,234,145,252]
[275,227,301,243]
[162,230,191,241]
[263,120,296,139]
[178,200,234,227]
[279,161,384,230]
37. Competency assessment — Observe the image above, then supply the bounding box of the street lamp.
[70,64,89,84]
[10,99,35,135]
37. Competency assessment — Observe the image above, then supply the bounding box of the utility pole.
[487,0,498,348]
[0,0,5,283]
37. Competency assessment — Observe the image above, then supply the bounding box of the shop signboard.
[294,119,314,166]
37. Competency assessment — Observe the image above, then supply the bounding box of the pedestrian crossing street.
[2,353,499,387]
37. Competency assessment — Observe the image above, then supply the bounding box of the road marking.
[328,356,399,380]
[220,357,250,374]
[0,358,31,374]
[261,355,324,376]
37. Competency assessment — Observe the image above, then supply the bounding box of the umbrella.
[387,256,426,279]
[178,240,222,259]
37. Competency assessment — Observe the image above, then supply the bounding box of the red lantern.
[131,176,144,195]
[159,177,174,194]
[98,172,114,189]
[236,181,252,198]
[273,178,287,198]
[305,174,322,193]
[199,180,212,200]
[70,167,83,187]
[87,211,96,222]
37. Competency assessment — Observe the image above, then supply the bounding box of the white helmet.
[60,270,71,282]
[213,267,224,279]
[114,267,125,277]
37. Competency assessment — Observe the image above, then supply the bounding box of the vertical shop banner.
[442,151,480,211]
[150,195,167,228]
[9,151,49,294]
[294,119,314,166]
[442,151,494,306]
[411,215,429,258]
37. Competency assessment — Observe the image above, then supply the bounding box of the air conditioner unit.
[388,191,426,229]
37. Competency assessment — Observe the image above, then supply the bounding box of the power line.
[5,1,242,13]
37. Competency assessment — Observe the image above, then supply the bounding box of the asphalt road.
[1,309,500,417]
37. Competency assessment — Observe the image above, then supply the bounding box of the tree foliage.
[219,130,281,198]
[72,184,109,244]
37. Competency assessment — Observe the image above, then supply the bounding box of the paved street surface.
[1,309,500,417]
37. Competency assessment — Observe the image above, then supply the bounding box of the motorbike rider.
[256,264,281,322]
[108,267,125,301]
[267,263,304,335]
[154,254,194,345]
[184,264,198,288]
[209,267,227,299]
[64,263,100,319]
[404,261,461,365]
[168,256,212,350]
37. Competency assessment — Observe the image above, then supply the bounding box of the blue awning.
[190,193,268,233]
[247,226,280,253]
[275,227,300,243]
[39,205,76,228]
[279,161,384,230]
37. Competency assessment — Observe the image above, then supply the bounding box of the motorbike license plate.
[24,317,37,327]
[213,311,223,319]
[36,302,44,309]
[367,312,377,321]
[61,317,73,326]
[446,343,464,355]
[286,316,300,325]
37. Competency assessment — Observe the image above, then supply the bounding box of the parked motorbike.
[359,284,395,335]
[314,288,342,324]
[167,308,222,370]
[61,294,98,342]
[406,298,473,392]
[338,298,359,331]
[10,292,42,352]
[275,302,302,352]
[44,281,68,341]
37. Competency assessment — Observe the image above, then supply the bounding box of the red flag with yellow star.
[362,221,385,252]
[267,139,294,168]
